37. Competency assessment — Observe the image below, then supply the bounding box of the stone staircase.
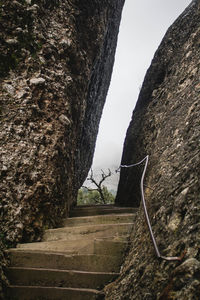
[5,205,137,300]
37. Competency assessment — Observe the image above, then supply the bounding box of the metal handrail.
[118,155,182,261]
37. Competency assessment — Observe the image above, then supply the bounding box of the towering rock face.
[0,0,124,297]
[107,1,200,299]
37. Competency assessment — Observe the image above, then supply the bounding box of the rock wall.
[0,0,124,297]
[108,1,200,299]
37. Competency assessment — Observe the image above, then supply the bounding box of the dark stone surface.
[0,0,124,297]
[74,0,126,190]
[108,1,200,299]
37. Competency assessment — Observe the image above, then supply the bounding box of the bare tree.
[83,169,112,204]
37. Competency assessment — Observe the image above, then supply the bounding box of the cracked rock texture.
[107,1,200,299]
[0,0,124,297]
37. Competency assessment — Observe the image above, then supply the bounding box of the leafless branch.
[85,168,113,204]
[82,186,98,192]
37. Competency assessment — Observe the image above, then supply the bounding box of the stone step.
[6,206,134,299]
[63,213,135,227]
[16,239,93,254]
[7,267,119,289]
[16,238,128,256]
[70,205,137,217]
[43,223,133,242]
[7,286,104,300]
[8,250,123,272]
[94,239,128,256]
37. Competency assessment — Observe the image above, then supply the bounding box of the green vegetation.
[77,168,116,205]
[77,186,115,205]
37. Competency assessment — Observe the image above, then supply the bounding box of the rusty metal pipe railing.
[118,155,182,261]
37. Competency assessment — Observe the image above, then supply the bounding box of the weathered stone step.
[6,206,134,299]
[43,223,133,242]
[70,205,137,217]
[16,239,93,254]
[94,239,128,256]
[7,286,104,300]
[16,238,128,256]
[8,251,122,272]
[63,213,135,227]
[7,267,119,289]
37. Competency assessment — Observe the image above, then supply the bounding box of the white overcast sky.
[92,0,191,171]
